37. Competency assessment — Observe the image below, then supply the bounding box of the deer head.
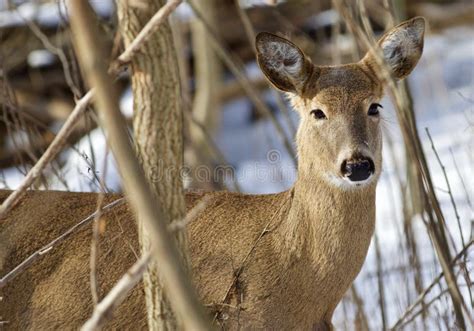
[256,17,425,189]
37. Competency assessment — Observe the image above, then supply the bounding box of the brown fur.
[0,17,425,330]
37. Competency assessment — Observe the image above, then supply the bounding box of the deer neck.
[278,166,377,265]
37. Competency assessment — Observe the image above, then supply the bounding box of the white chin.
[324,173,376,190]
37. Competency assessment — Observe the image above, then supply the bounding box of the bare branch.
[214,194,290,322]
[168,195,212,232]
[81,196,212,330]
[69,2,210,330]
[0,90,94,219]
[90,147,111,306]
[188,0,297,163]
[17,10,82,98]
[425,128,465,247]
[81,251,153,331]
[116,0,183,66]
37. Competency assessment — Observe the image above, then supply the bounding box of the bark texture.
[117,1,187,329]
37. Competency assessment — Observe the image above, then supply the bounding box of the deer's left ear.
[363,17,425,80]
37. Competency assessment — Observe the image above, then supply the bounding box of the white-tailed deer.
[0,17,425,330]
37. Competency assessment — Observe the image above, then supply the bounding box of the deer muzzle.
[341,157,375,182]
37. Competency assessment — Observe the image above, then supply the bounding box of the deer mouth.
[340,157,375,183]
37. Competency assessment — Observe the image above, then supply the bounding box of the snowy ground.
[1,12,472,329]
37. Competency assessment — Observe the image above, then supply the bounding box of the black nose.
[341,157,375,182]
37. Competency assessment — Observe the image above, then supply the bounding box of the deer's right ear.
[256,33,314,94]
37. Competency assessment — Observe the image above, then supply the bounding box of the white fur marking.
[381,25,422,71]
[323,173,376,191]
[265,41,302,77]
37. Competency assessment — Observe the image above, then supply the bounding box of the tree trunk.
[117,2,188,329]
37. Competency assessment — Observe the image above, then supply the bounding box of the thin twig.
[90,149,110,306]
[214,193,290,322]
[425,128,465,248]
[374,233,387,330]
[16,9,82,98]
[188,0,297,163]
[390,238,474,329]
[0,198,125,289]
[449,147,472,210]
[0,90,94,219]
[90,200,102,306]
[81,251,153,331]
[233,0,296,145]
[168,195,212,232]
[233,0,256,45]
[350,285,370,331]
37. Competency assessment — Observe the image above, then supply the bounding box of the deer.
[0,17,425,330]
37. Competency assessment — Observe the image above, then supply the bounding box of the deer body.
[0,17,425,330]
[0,185,373,330]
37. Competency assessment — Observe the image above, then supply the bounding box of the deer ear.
[256,32,314,94]
[364,17,425,80]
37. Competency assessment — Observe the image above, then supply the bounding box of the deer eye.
[310,109,327,120]
[368,103,382,116]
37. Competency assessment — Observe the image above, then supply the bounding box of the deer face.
[256,17,425,189]
[290,65,384,189]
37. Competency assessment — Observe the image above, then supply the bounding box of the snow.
[119,86,134,119]
[27,49,55,67]
[52,127,121,192]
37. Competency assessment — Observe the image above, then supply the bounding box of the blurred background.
[0,0,473,329]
